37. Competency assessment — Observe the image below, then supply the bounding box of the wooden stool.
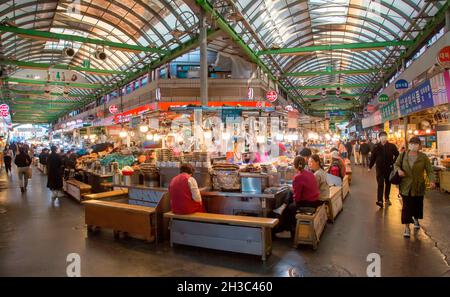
[293,205,328,250]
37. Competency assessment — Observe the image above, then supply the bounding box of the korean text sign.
[399,80,434,116]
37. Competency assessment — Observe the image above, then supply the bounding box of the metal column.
[446,8,450,32]
[199,9,208,106]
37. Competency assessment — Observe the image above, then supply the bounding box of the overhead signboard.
[437,46,450,68]
[399,79,434,116]
[379,94,389,102]
[114,104,152,124]
[381,99,399,122]
[247,87,254,100]
[221,108,242,124]
[266,90,278,103]
[109,105,118,114]
[395,79,409,90]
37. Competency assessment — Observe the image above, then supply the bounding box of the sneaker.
[275,231,292,239]
[273,203,287,215]
[403,226,411,238]
[376,201,384,208]
[385,200,392,206]
[51,191,58,199]
[413,218,420,229]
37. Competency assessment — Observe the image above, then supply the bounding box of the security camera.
[94,48,107,60]
[63,47,75,57]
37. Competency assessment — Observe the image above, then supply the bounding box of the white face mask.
[409,143,419,152]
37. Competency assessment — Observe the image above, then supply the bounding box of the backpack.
[329,161,342,178]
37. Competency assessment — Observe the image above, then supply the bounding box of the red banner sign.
[109,105,118,114]
[266,90,278,102]
[114,104,152,123]
[156,101,272,111]
[437,46,450,68]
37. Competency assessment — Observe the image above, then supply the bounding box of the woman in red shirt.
[169,164,205,214]
[275,156,323,238]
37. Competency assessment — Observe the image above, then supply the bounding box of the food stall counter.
[200,188,289,218]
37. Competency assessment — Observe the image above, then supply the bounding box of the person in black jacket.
[14,148,32,193]
[47,146,64,199]
[369,132,399,208]
[359,140,370,167]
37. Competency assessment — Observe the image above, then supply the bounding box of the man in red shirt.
[275,156,323,238]
[169,164,205,214]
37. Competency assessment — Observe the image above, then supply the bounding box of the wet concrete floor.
[0,165,449,276]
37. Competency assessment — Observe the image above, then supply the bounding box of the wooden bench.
[321,186,343,223]
[65,179,92,202]
[342,175,350,200]
[83,200,156,242]
[293,205,328,250]
[83,189,129,201]
[164,212,278,261]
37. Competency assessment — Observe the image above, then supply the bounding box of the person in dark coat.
[345,140,353,160]
[369,132,399,208]
[47,146,64,199]
[359,140,370,167]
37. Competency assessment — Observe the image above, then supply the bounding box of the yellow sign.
[384,122,390,134]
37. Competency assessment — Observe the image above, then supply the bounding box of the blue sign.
[328,110,345,116]
[399,79,434,116]
[395,79,409,90]
[221,108,242,123]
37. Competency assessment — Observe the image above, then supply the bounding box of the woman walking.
[394,137,435,238]
[47,146,65,199]
[3,145,14,176]
[14,148,32,193]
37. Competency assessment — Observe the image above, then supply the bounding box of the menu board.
[399,79,434,116]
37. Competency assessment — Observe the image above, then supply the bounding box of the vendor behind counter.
[169,163,205,215]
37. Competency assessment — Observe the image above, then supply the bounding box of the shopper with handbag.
[394,137,435,238]
[14,148,32,193]
[47,146,65,199]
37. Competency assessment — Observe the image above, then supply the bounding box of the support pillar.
[199,9,208,106]
[446,8,450,33]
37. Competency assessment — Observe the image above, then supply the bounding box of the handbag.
[26,167,32,179]
[389,152,405,185]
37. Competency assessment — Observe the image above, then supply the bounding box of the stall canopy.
[0,0,448,123]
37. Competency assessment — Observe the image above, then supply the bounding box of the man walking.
[360,140,370,167]
[369,132,399,208]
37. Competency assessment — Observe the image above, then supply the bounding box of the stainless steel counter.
[200,188,289,217]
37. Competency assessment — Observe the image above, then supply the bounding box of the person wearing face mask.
[369,131,399,208]
[394,137,435,238]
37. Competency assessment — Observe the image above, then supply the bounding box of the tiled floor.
[0,165,449,276]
